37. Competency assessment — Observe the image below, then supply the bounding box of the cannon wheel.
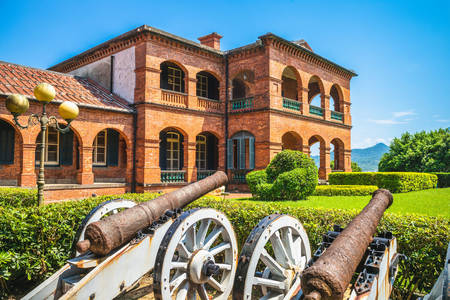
[71,198,136,257]
[153,208,238,300]
[233,214,311,300]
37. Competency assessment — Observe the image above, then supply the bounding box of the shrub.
[249,150,318,201]
[266,150,317,182]
[246,170,268,194]
[313,185,378,196]
[272,168,317,200]
[430,172,450,188]
[188,198,450,298]
[0,188,37,207]
[328,172,438,193]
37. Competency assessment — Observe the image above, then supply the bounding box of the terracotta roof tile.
[0,61,132,112]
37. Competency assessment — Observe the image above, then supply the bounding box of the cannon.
[23,172,401,300]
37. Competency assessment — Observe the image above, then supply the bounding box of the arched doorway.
[281,67,302,111]
[160,128,186,183]
[282,132,302,151]
[196,71,220,100]
[0,119,21,186]
[196,132,219,180]
[308,135,327,179]
[228,131,255,183]
[231,70,254,110]
[331,138,345,171]
[308,76,325,117]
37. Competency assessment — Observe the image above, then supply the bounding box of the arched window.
[227,131,255,170]
[196,71,219,100]
[92,129,120,167]
[160,62,186,93]
[36,127,59,165]
[160,130,184,171]
[0,120,15,164]
[196,135,207,170]
[330,85,341,112]
[281,67,299,101]
[232,78,247,99]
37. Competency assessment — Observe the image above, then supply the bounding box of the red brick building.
[0,26,356,200]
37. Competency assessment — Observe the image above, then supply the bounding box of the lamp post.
[5,83,79,206]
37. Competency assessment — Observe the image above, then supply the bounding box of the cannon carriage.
[24,171,401,300]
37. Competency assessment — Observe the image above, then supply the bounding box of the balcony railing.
[197,97,221,112]
[331,111,343,121]
[231,97,253,111]
[230,169,250,184]
[197,170,216,181]
[283,98,301,111]
[161,170,186,183]
[161,89,188,107]
[309,105,324,116]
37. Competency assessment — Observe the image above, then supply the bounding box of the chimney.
[198,32,223,50]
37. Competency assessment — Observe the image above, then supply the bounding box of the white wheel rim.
[157,208,238,300]
[241,215,311,300]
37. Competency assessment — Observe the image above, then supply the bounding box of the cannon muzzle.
[301,189,393,300]
[76,171,228,256]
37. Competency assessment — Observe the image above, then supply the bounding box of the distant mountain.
[311,143,390,172]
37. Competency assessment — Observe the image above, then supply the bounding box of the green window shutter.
[159,131,167,170]
[60,130,73,165]
[239,138,246,170]
[249,137,255,169]
[107,129,119,166]
[227,139,233,170]
[0,122,14,164]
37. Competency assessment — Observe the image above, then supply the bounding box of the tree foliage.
[330,160,362,172]
[379,128,449,172]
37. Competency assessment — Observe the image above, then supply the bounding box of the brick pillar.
[19,143,37,187]
[319,146,331,180]
[186,140,196,182]
[188,77,197,109]
[323,94,331,120]
[301,87,309,116]
[218,141,225,171]
[344,149,352,172]
[343,101,352,125]
[77,146,94,184]
[302,144,311,156]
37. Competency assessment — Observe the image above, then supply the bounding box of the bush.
[313,185,378,196]
[247,150,318,201]
[328,172,438,193]
[0,188,37,207]
[266,150,317,182]
[272,168,317,200]
[245,170,268,195]
[431,172,450,188]
[188,198,450,298]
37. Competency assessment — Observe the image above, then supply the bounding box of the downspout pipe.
[224,53,229,174]
[131,109,137,193]
[110,56,115,93]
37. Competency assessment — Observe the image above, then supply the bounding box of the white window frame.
[196,135,207,170]
[197,74,208,98]
[36,127,59,165]
[93,130,107,166]
[166,131,180,170]
[168,67,182,92]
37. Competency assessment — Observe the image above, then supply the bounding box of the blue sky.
[1,0,449,149]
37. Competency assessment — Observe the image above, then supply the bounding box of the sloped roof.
[0,61,132,112]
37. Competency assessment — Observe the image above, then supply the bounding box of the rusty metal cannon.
[23,173,401,300]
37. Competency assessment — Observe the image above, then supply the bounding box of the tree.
[378,128,449,172]
[330,160,362,172]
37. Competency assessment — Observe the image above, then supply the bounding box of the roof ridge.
[0,60,76,78]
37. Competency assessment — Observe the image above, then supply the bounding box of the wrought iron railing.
[331,111,343,121]
[197,170,216,181]
[309,105,324,116]
[231,97,253,111]
[283,98,301,111]
[160,170,186,183]
[230,169,250,183]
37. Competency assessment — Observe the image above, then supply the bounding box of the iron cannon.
[23,173,401,300]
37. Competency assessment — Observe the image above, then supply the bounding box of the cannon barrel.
[76,171,228,256]
[301,189,393,300]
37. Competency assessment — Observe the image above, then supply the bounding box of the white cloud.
[436,119,449,123]
[369,119,406,125]
[393,111,416,118]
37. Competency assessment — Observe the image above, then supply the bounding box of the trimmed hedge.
[431,172,450,188]
[0,188,37,207]
[313,185,378,196]
[1,194,448,298]
[328,172,438,193]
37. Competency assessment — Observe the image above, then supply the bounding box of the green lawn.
[233,187,450,218]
